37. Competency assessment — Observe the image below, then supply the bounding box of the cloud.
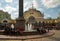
[0,0,18,19]
[41,0,60,8]
[4,5,16,13]
[4,5,18,19]
[44,14,51,19]
[24,0,43,12]
[5,0,13,3]
[11,12,18,19]
[24,2,28,8]
[32,0,39,8]
[0,3,1,6]
[37,8,43,13]
[0,4,18,19]
[24,1,32,12]
[0,7,3,10]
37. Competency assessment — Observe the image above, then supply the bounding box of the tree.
[57,12,60,19]
[0,10,11,20]
[47,17,52,20]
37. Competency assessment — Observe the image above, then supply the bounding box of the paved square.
[0,30,60,41]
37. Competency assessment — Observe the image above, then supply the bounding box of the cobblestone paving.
[0,30,60,41]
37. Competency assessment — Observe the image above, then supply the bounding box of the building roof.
[24,8,44,20]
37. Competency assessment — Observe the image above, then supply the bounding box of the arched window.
[28,16,35,23]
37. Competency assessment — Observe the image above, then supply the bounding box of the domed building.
[23,7,44,31]
[24,8,44,23]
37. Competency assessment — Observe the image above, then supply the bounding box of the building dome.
[24,8,44,21]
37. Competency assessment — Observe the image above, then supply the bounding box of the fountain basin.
[0,31,54,40]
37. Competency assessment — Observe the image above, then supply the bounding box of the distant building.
[0,10,11,23]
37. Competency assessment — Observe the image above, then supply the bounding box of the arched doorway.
[2,19,8,30]
[28,16,36,23]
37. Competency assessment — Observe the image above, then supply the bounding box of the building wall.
[24,9,44,22]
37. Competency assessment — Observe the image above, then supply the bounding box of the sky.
[0,0,60,19]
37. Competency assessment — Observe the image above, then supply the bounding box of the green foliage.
[57,12,60,19]
[0,10,11,20]
[47,17,52,20]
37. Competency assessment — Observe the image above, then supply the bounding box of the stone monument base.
[15,18,25,32]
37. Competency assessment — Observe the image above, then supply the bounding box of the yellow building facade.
[24,8,44,23]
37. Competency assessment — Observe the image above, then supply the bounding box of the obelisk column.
[19,0,23,19]
[15,0,25,32]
